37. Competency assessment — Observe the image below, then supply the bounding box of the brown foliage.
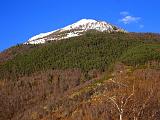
[0,65,160,120]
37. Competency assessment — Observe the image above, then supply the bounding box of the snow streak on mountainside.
[25,19,126,44]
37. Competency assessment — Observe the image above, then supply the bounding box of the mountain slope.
[1,62,160,120]
[1,32,160,80]
[0,27,160,120]
[0,32,140,79]
[25,19,126,44]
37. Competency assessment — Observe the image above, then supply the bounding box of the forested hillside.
[0,32,160,80]
[0,31,160,120]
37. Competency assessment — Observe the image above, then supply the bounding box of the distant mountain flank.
[25,19,126,44]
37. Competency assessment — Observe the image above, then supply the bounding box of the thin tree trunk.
[120,113,123,120]
[134,116,138,120]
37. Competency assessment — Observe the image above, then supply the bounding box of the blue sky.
[0,0,160,51]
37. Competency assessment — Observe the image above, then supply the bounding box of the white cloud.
[120,16,141,24]
[120,11,129,16]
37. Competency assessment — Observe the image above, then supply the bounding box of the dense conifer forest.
[0,32,160,80]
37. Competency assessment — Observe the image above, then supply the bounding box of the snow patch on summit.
[27,30,58,42]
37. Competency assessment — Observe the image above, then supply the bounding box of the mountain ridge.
[25,19,126,44]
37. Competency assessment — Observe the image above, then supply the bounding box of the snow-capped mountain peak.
[25,19,126,44]
[62,19,114,32]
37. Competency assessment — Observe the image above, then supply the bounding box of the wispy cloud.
[120,16,141,24]
[120,11,129,16]
[119,11,143,28]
